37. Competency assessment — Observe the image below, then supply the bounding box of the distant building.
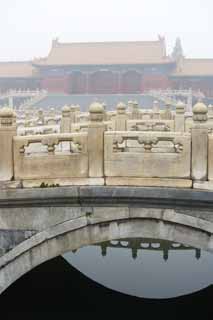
[0,61,40,93]
[1,36,213,98]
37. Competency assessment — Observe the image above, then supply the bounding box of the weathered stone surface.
[13,133,89,180]
[1,215,213,295]
[23,178,104,188]
[193,181,213,190]
[208,134,213,182]
[106,177,192,188]
[88,123,105,178]
[0,108,16,180]
[88,207,129,224]
[0,206,83,231]
[191,127,208,180]
[104,131,191,178]
[127,119,174,132]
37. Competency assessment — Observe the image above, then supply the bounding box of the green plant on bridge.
[40,182,60,188]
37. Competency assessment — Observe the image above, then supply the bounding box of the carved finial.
[153,100,160,112]
[62,105,71,117]
[0,107,15,126]
[52,37,59,47]
[116,102,126,114]
[132,100,139,109]
[193,101,208,122]
[176,100,186,114]
[89,102,104,122]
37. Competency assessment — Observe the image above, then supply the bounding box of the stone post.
[152,100,160,120]
[208,104,213,118]
[131,101,141,120]
[113,102,128,131]
[70,105,77,131]
[37,109,45,125]
[175,101,185,132]
[0,108,16,181]
[88,102,105,178]
[161,101,173,120]
[102,102,107,121]
[60,106,71,133]
[8,96,13,109]
[49,107,55,118]
[191,102,208,181]
[24,111,30,127]
[187,89,193,113]
[127,100,134,112]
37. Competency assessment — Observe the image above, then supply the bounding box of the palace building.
[1,36,213,98]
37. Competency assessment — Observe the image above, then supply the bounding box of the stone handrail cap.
[193,102,208,114]
[116,102,126,110]
[176,100,186,111]
[0,107,14,117]
[89,102,104,113]
[176,100,185,107]
[62,105,71,112]
[133,100,138,105]
[165,100,172,106]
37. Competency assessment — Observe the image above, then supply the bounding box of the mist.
[0,0,212,61]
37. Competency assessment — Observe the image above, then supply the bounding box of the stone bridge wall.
[0,187,213,293]
[0,100,212,189]
[0,186,213,294]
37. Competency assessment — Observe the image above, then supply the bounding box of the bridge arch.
[0,210,213,295]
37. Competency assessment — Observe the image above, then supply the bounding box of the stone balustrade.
[1,100,213,189]
[60,100,182,134]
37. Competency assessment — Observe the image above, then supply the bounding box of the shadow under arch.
[1,212,213,295]
[2,255,213,314]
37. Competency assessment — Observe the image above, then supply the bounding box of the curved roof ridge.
[55,40,163,46]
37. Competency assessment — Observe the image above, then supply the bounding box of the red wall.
[142,74,170,92]
[41,76,70,93]
[171,78,213,97]
[88,71,119,94]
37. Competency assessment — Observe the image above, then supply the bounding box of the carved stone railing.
[1,101,213,190]
[104,132,191,187]
[127,120,174,132]
[18,125,59,136]
[13,133,88,180]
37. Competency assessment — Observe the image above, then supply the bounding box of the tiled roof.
[0,62,37,78]
[172,59,213,77]
[34,40,173,66]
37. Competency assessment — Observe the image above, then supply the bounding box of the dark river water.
[1,238,213,317]
[63,238,212,299]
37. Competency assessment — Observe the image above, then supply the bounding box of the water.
[63,238,213,299]
[1,237,213,316]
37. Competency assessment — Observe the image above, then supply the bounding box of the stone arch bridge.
[0,186,213,294]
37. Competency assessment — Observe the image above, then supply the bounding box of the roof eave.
[34,61,174,67]
[171,74,213,78]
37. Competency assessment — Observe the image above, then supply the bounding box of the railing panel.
[208,134,213,181]
[13,133,88,180]
[127,119,174,132]
[104,131,191,178]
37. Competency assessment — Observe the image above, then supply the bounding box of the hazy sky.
[0,0,212,61]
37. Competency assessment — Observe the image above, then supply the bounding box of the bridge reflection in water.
[1,236,213,316]
[64,238,210,299]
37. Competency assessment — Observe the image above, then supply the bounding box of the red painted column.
[41,76,70,93]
